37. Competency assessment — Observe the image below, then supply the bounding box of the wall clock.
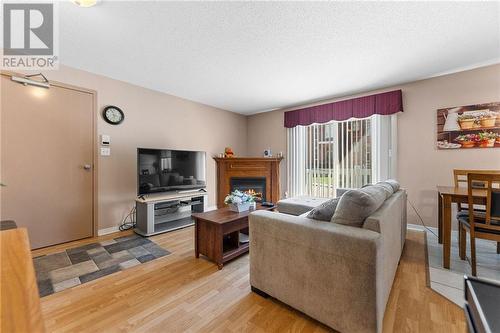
[102,105,124,125]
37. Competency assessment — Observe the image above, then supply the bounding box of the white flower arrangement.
[224,190,255,205]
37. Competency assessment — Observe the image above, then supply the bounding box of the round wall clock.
[102,105,124,125]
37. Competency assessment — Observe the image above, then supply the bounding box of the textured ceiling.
[58,1,500,114]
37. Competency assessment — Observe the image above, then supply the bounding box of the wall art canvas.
[437,102,500,150]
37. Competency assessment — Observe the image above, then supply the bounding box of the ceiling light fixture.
[72,0,98,8]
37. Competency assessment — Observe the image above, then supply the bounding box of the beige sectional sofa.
[249,189,407,333]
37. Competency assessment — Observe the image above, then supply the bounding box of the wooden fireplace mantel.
[214,157,283,208]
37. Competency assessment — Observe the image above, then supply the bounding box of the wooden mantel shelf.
[214,157,283,208]
[213,157,283,162]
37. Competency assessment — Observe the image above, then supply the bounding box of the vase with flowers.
[224,190,256,212]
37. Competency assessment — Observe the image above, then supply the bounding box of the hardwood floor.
[34,227,466,332]
[383,231,466,332]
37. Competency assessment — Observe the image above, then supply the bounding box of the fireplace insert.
[230,177,266,202]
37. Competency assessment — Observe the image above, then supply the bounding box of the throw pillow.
[375,181,394,199]
[331,185,387,227]
[306,198,340,221]
[385,179,400,192]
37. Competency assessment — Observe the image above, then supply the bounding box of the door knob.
[83,164,92,170]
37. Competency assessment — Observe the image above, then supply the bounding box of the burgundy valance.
[284,90,403,128]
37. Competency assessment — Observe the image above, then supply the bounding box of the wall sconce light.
[11,73,50,89]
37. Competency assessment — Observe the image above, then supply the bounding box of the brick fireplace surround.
[214,157,283,208]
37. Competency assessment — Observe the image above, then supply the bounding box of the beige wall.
[247,109,288,197]
[247,64,500,227]
[27,65,247,232]
[9,63,500,232]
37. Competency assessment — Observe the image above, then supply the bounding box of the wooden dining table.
[437,186,487,269]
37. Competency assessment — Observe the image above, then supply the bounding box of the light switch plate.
[100,147,111,156]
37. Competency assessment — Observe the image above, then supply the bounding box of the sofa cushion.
[307,198,340,221]
[277,196,329,216]
[331,185,387,227]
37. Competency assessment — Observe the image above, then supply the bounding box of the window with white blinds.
[286,115,396,198]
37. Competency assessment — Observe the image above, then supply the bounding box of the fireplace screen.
[230,177,266,202]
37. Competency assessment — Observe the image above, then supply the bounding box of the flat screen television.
[137,148,206,195]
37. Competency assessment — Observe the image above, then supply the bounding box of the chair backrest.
[467,173,500,230]
[454,169,500,188]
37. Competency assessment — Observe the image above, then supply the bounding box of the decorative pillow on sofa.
[306,198,340,221]
[331,185,388,227]
[385,179,400,192]
[375,181,394,199]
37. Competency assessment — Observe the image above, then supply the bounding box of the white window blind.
[287,115,396,198]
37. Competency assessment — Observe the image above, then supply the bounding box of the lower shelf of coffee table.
[222,231,249,263]
[222,242,249,263]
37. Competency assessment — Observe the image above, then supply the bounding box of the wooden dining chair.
[458,173,500,276]
[454,169,500,255]
[453,169,500,213]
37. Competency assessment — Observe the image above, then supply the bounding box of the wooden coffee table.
[192,204,275,269]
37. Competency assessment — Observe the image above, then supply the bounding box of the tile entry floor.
[34,233,171,297]
[410,224,500,306]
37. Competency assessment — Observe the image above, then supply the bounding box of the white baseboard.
[407,223,438,233]
[98,226,120,236]
[407,223,426,231]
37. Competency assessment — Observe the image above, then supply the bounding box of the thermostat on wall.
[101,134,111,146]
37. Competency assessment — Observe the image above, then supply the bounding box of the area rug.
[34,234,171,297]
